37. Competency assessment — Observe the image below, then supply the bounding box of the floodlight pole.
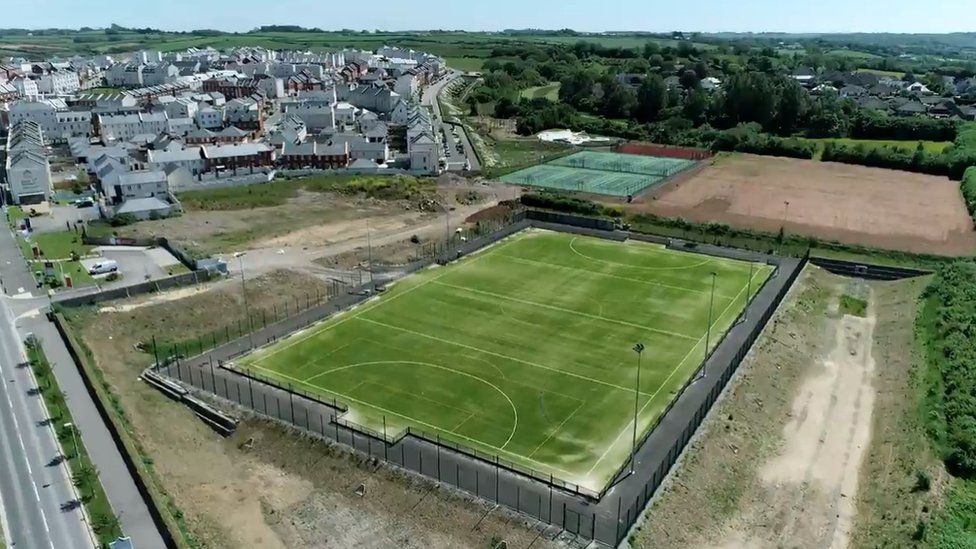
[365,217,372,285]
[744,261,755,320]
[234,252,253,348]
[630,342,645,474]
[700,272,717,380]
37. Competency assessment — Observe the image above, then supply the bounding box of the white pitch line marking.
[430,280,699,341]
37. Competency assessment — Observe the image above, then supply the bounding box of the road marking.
[355,316,653,396]
[245,361,583,478]
[495,253,736,299]
[528,399,585,459]
[250,234,523,365]
[569,236,712,271]
[430,280,699,341]
[584,266,764,477]
[300,360,519,448]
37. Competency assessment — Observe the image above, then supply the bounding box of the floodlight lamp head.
[633,343,645,354]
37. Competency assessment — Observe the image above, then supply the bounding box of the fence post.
[288,385,295,423]
[248,376,253,407]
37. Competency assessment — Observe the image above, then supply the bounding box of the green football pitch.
[238,230,773,492]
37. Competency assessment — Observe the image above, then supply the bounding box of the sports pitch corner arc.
[236,229,773,492]
[499,150,698,197]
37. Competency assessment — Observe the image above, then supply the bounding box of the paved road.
[0,295,93,549]
[422,70,481,172]
[0,220,167,549]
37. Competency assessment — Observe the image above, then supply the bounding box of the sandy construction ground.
[633,268,893,549]
[634,154,976,256]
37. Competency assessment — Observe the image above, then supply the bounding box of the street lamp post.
[700,272,717,380]
[234,252,253,348]
[631,342,645,474]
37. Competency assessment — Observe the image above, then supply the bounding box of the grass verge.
[25,336,121,546]
[177,174,435,211]
[56,310,197,547]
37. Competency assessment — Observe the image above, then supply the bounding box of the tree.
[559,70,595,110]
[679,69,700,90]
[722,72,779,130]
[599,77,636,119]
[634,74,668,123]
[683,88,711,125]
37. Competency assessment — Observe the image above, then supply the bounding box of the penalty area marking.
[243,361,587,479]
[569,236,713,271]
[300,360,518,448]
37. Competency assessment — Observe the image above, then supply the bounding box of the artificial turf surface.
[239,229,773,492]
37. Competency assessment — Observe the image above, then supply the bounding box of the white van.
[88,260,119,276]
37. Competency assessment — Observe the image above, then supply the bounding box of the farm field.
[238,229,772,492]
[634,153,976,256]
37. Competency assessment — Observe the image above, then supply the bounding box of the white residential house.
[408,133,437,173]
[163,97,199,119]
[255,76,285,99]
[102,169,169,203]
[33,70,80,95]
[3,121,51,204]
[10,77,38,99]
[284,102,336,132]
[147,147,205,175]
[5,150,52,204]
[97,111,169,141]
[106,64,145,87]
[195,106,224,129]
[390,99,411,125]
[166,117,196,135]
[346,83,400,113]
[9,100,92,141]
[142,63,180,86]
[394,72,421,100]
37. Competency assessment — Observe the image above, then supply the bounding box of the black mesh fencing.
[146,213,808,545]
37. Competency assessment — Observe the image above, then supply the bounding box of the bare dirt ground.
[69,269,559,549]
[631,154,976,256]
[632,267,918,549]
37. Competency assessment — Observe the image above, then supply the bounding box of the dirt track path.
[231,199,500,282]
[744,294,877,548]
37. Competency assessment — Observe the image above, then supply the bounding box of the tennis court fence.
[614,142,714,161]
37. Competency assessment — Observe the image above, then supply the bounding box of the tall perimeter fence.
[128,210,805,546]
[613,142,715,161]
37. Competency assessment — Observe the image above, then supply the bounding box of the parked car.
[74,198,94,208]
[88,260,118,275]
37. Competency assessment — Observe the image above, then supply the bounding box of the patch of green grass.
[926,478,976,547]
[6,206,26,227]
[25,338,122,545]
[856,67,906,78]
[519,82,561,101]
[483,138,573,177]
[839,294,868,317]
[240,229,772,492]
[444,56,486,72]
[20,230,92,260]
[178,175,435,211]
[800,137,953,159]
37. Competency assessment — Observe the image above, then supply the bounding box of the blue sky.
[15,0,976,33]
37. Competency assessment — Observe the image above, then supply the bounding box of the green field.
[520,82,561,101]
[801,137,953,157]
[239,230,772,491]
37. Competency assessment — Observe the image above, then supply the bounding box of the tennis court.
[500,151,697,197]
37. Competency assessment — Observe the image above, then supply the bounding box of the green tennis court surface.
[238,230,772,492]
[499,150,697,197]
